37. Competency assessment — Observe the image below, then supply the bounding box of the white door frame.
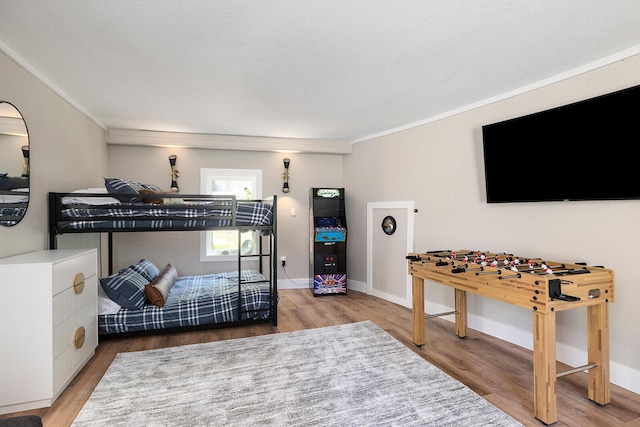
[366,201,415,308]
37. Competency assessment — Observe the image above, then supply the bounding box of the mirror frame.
[0,101,30,226]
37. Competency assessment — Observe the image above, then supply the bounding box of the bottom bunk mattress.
[99,269,274,335]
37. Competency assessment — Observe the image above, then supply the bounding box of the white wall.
[107,144,342,279]
[343,53,640,393]
[0,50,108,259]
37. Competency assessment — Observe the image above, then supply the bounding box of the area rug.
[72,321,523,426]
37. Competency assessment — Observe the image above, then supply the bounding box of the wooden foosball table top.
[407,249,614,314]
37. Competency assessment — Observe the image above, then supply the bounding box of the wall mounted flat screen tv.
[482,84,639,203]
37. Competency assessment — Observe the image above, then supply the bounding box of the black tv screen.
[482,84,640,203]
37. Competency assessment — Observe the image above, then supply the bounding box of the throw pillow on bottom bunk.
[100,268,150,310]
[144,263,178,307]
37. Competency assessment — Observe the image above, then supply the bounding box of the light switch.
[291,208,297,217]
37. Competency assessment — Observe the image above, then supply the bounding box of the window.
[200,168,262,261]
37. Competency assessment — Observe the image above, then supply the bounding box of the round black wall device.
[381,216,396,235]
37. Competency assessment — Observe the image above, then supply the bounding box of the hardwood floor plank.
[1,289,638,426]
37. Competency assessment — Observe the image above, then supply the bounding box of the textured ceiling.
[1,1,640,143]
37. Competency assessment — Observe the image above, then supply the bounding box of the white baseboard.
[278,278,310,290]
[347,279,367,293]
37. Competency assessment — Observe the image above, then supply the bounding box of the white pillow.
[98,284,122,315]
[62,188,121,205]
[0,190,29,203]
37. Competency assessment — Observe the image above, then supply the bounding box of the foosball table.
[407,249,615,425]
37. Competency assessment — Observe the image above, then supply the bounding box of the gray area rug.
[73,321,523,426]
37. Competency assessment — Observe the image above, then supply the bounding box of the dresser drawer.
[52,251,97,296]
[53,296,97,360]
[52,275,97,328]
[52,320,97,398]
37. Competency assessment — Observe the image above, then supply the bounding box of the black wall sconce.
[168,155,180,192]
[282,158,290,193]
[21,145,29,177]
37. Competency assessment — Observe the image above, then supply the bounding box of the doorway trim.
[366,201,415,308]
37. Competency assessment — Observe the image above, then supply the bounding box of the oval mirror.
[0,102,29,226]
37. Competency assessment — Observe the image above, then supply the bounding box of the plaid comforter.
[0,205,27,226]
[60,201,273,230]
[99,269,274,334]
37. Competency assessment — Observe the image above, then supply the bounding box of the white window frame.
[200,168,263,262]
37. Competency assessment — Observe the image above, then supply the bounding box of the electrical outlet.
[280,255,286,267]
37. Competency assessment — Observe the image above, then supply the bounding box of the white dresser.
[0,249,98,415]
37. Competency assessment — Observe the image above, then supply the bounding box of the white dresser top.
[0,249,97,265]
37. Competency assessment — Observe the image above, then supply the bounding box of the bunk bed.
[0,189,28,226]
[48,186,277,336]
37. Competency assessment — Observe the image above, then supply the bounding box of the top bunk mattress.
[51,189,274,232]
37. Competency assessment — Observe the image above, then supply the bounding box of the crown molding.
[107,129,352,155]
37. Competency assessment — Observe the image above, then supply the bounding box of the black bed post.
[108,232,114,275]
[272,195,278,326]
[48,192,58,249]
[237,222,242,322]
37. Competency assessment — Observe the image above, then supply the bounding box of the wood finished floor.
[2,289,639,426]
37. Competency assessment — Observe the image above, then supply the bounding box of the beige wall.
[3,43,639,394]
[0,51,108,259]
[107,144,342,277]
[343,53,640,392]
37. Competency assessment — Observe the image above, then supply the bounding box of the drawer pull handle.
[74,327,86,349]
[73,273,85,294]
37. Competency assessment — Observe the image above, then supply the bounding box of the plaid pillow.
[140,182,163,192]
[129,259,161,282]
[100,268,150,310]
[104,177,144,193]
[104,178,163,202]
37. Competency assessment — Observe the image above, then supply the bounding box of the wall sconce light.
[282,158,290,193]
[21,145,29,177]
[168,155,180,192]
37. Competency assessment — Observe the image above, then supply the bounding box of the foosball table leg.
[412,276,426,346]
[533,310,558,425]
[587,303,611,405]
[455,289,467,338]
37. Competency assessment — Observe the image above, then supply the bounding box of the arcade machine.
[309,188,347,296]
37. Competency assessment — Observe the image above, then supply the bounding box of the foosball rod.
[510,263,565,272]
[421,251,501,261]
[529,267,591,276]
[424,310,458,319]
[444,254,522,267]
[418,250,543,262]
[556,363,597,378]
[476,269,503,276]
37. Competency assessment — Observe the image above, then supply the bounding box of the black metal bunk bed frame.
[48,192,278,331]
